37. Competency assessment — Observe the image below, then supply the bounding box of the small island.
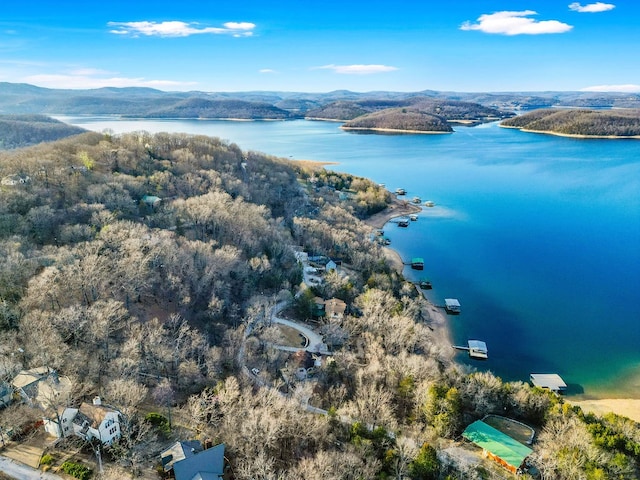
[341,107,454,134]
[307,98,513,134]
[500,108,640,138]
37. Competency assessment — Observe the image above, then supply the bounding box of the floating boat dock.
[397,217,410,227]
[411,257,424,270]
[453,340,488,359]
[530,373,567,394]
[444,298,461,314]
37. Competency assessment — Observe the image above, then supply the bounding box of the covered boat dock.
[530,373,567,393]
[444,298,461,314]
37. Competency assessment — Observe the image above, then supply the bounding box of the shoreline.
[500,124,640,139]
[568,399,640,423]
[340,126,453,135]
[364,199,638,423]
[363,198,422,230]
[364,199,455,363]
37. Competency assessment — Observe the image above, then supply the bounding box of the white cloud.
[107,20,255,38]
[313,64,398,75]
[461,10,573,35]
[259,69,277,74]
[580,84,640,92]
[569,2,615,13]
[70,68,115,76]
[23,73,197,90]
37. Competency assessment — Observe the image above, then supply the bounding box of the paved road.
[0,455,62,480]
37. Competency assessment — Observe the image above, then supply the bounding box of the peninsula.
[500,108,640,138]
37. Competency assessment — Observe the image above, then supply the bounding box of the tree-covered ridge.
[341,107,453,133]
[305,100,372,120]
[0,131,638,479]
[501,108,640,137]
[135,97,295,119]
[0,114,86,149]
[306,97,511,124]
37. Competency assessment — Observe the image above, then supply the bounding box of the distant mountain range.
[1,82,640,119]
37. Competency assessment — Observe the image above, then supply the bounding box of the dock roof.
[468,340,487,352]
[463,420,532,470]
[530,373,567,392]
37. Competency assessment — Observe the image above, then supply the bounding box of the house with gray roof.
[161,441,225,480]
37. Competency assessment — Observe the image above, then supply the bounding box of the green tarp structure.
[462,420,532,470]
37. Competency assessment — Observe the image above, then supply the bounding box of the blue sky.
[0,0,638,93]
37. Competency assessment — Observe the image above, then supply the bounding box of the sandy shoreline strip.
[568,399,640,423]
[364,199,455,362]
[499,124,640,140]
[341,126,453,135]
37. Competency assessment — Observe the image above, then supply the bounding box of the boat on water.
[395,188,406,195]
[409,214,418,221]
[397,217,410,227]
[419,280,432,289]
[412,196,422,204]
[424,200,435,207]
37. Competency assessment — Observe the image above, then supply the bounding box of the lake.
[57,116,640,399]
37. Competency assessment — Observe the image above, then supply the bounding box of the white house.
[45,397,122,446]
[72,398,122,445]
[44,407,78,438]
[1,174,30,187]
[325,260,337,273]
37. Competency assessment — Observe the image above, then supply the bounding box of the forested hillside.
[0,131,638,479]
[307,97,511,125]
[0,114,86,149]
[341,108,453,133]
[501,108,640,137]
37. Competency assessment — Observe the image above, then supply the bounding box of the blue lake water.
[58,116,640,398]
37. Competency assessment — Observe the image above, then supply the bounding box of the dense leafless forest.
[501,108,640,136]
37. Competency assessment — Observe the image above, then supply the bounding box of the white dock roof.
[468,340,487,352]
[444,298,461,307]
[530,373,567,392]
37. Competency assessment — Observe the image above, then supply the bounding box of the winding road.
[270,316,331,355]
